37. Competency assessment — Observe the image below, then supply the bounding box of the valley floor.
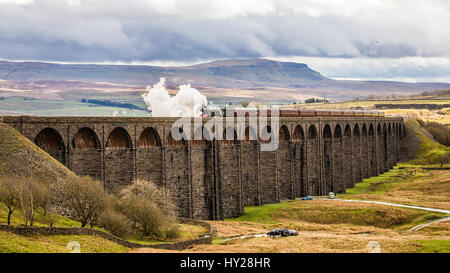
[130,167,450,253]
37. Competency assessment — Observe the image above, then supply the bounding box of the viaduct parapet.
[1,115,404,220]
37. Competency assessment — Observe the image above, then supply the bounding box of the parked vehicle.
[267,228,299,237]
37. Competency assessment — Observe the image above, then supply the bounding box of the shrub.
[162,224,180,240]
[429,151,450,168]
[99,209,131,238]
[120,179,178,219]
[119,194,168,237]
[423,121,450,146]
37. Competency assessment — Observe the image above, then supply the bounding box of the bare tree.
[0,178,20,225]
[34,182,52,216]
[16,179,44,227]
[435,151,450,168]
[41,207,58,228]
[54,176,108,227]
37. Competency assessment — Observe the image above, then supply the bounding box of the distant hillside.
[0,123,73,181]
[0,59,330,89]
[0,59,450,101]
[1,59,450,95]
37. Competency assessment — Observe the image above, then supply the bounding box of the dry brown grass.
[130,199,449,253]
[130,221,448,253]
[347,170,450,211]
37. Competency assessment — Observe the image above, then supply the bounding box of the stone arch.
[279,125,290,142]
[323,124,333,193]
[292,125,306,196]
[190,125,214,218]
[70,127,101,180]
[72,127,100,150]
[369,124,375,136]
[167,127,186,146]
[353,124,360,137]
[306,124,320,194]
[242,125,259,207]
[352,124,362,183]
[292,125,305,141]
[260,125,272,143]
[362,124,367,136]
[361,124,369,178]
[308,125,317,139]
[278,125,292,200]
[220,126,241,217]
[344,124,351,138]
[388,123,394,168]
[382,123,388,171]
[334,124,342,138]
[368,124,376,177]
[343,124,353,189]
[244,126,258,143]
[223,126,238,145]
[333,124,344,193]
[138,127,161,147]
[192,126,207,145]
[35,128,65,152]
[376,123,383,174]
[106,127,132,149]
[105,127,133,192]
[323,124,332,138]
[35,127,66,165]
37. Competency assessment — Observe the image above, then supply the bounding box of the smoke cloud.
[142,78,207,117]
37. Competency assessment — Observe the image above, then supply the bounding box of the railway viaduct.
[1,115,405,220]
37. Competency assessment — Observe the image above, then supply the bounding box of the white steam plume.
[142,78,207,117]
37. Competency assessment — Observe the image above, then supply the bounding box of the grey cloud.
[0,0,449,64]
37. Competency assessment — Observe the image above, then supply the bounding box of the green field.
[0,96,150,116]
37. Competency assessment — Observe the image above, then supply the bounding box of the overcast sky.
[1,0,450,82]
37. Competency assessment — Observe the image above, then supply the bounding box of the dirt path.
[335,199,450,214]
[408,216,450,231]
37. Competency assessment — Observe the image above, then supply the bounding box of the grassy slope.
[0,123,74,181]
[228,199,444,230]
[0,231,129,253]
[0,204,81,228]
[401,119,449,165]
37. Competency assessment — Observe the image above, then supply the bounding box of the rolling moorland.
[2,59,450,116]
